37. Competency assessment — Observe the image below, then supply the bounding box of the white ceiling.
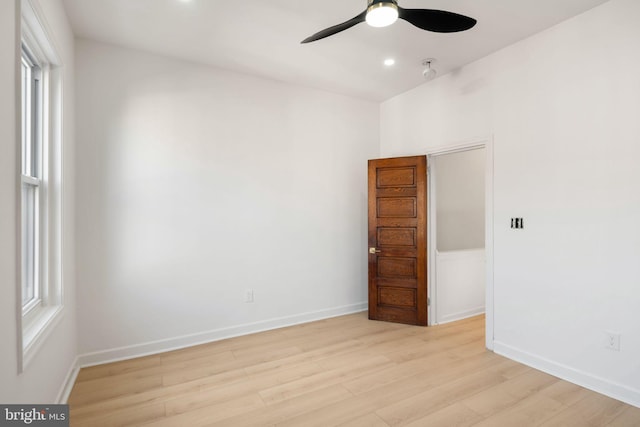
[62,0,610,102]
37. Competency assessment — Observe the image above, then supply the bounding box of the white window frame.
[19,0,65,373]
[21,44,43,321]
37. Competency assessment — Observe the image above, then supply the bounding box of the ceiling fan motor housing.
[368,0,398,6]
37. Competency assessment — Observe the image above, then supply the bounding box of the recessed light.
[384,58,395,66]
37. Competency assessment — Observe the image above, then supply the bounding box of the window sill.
[22,304,64,372]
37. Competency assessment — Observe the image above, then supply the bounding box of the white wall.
[436,249,485,324]
[434,148,485,252]
[75,40,379,362]
[0,0,77,404]
[381,0,640,407]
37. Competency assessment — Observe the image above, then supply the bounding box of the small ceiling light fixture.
[384,58,396,66]
[366,0,399,28]
[422,58,437,80]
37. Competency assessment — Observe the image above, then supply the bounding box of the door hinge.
[428,297,431,306]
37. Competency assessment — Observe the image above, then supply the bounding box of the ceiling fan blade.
[301,11,367,44]
[398,8,476,33]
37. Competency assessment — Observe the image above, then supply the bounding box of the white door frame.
[426,137,494,351]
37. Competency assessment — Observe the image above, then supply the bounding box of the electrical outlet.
[604,331,621,351]
[244,289,254,303]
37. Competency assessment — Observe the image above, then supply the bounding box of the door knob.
[369,247,382,254]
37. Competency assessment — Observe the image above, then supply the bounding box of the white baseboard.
[77,302,368,368]
[437,306,485,325]
[56,356,79,403]
[494,341,640,409]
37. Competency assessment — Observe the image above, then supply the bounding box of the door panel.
[377,167,416,187]
[377,198,417,217]
[378,257,416,278]
[377,228,416,247]
[368,156,427,326]
[379,287,416,307]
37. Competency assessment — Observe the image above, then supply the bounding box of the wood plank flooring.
[68,313,640,426]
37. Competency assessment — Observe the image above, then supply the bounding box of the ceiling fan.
[301,0,476,44]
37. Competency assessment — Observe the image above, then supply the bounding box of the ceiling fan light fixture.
[366,1,399,28]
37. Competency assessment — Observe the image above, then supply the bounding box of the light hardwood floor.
[68,313,640,426]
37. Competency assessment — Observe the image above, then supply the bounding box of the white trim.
[438,307,486,325]
[484,136,495,350]
[77,303,368,368]
[21,0,61,66]
[426,139,487,156]
[21,174,39,186]
[494,341,640,409]
[50,65,64,309]
[436,248,485,259]
[18,0,66,374]
[22,296,40,317]
[427,155,437,324]
[424,136,494,352]
[56,356,79,404]
[16,0,24,376]
[22,306,63,369]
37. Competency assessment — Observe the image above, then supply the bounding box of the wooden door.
[368,156,428,326]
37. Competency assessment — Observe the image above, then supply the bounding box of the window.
[19,0,64,372]
[21,45,42,317]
